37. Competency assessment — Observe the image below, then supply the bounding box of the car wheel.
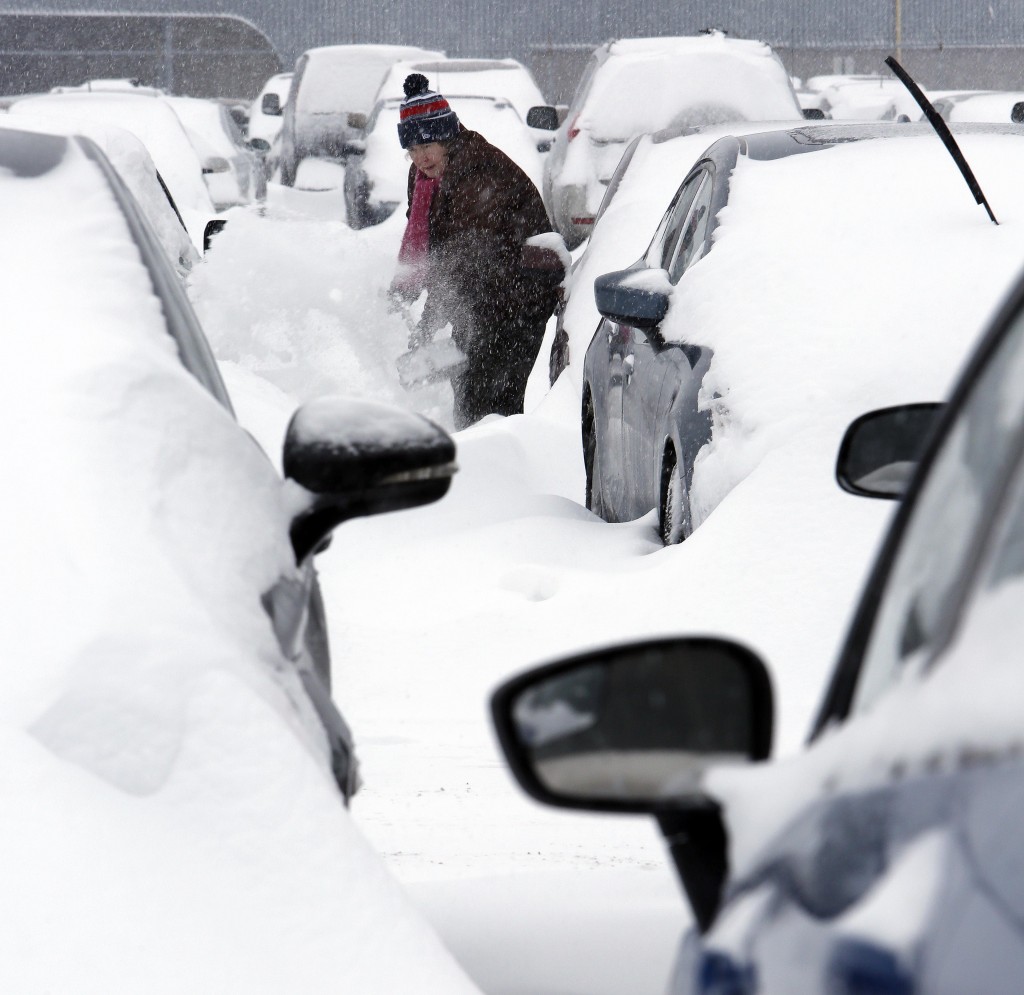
[659,448,689,545]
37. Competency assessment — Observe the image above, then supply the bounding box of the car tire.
[659,448,689,545]
[583,394,603,517]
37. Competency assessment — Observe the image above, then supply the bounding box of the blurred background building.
[3,1,1024,100]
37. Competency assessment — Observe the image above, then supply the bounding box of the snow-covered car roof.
[0,111,197,276]
[8,90,215,242]
[574,32,802,141]
[375,57,546,121]
[294,43,445,117]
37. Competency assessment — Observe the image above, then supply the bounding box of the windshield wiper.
[885,55,998,225]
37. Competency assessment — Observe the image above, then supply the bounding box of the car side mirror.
[493,636,773,934]
[203,218,227,252]
[347,111,368,130]
[283,397,457,563]
[526,105,560,131]
[802,107,827,120]
[594,268,672,329]
[491,637,773,813]
[836,403,942,499]
[1012,101,1024,124]
[261,92,282,116]
[202,156,231,175]
[247,137,271,155]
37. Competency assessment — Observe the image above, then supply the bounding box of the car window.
[666,171,714,283]
[849,301,1024,715]
[645,168,707,272]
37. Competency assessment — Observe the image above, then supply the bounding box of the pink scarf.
[391,170,440,299]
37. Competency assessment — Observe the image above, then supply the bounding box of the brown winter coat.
[405,128,559,359]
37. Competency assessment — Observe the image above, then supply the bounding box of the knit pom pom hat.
[397,73,460,149]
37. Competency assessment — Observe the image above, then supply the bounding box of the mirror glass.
[508,642,766,804]
[837,403,942,499]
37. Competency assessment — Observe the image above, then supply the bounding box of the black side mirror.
[802,107,827,120]
[526,105,560,131]
[203,218,227,252]
[247,137,271,155]
[491,637,773,813]
[261,92,282,116]
[1012,101,1024,124]
[283,397,457,563]
[594,268,672,329]
[492,636,773,933]
[836,402,943,499]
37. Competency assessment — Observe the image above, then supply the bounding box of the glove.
[407,322,436,352]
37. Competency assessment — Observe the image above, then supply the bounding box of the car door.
[621,166,715,517]
[687,280,1024,993]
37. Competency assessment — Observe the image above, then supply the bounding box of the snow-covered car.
[373,57,552,151]
[580,122,1024,545]
[0,111,198,277]
[249,70,293,146]
[932,89,1024,124]
[278,43,443,186]
[541,31,802,249]
[545,118,815,387]
[343,93,544,229]
[165,94,262,209]
[8,88,216,247]
[0,120,476,990]
[493,243,1024,993]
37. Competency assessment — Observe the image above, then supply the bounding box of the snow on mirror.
[508,640,770,805]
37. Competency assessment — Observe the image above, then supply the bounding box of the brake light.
[567,116,580,141]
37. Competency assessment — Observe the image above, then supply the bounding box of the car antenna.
[885,55,998,225]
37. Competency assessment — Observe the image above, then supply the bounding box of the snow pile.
[189,194,456,434]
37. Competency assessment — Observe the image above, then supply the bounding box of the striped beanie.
[397,73,460,149]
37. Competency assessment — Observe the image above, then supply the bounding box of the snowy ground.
[191,185,689,994]
[188,158,1024,992]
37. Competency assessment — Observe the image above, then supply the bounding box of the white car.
[165,93,260,208]
[249,70,293,146]
[0,111,198,277]
[542,31,802,248]
[343,94,544,229]
[374,57,552,150]
[278,43,444,186]
[0,119,474,992]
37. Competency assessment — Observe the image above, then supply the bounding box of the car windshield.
[850,296,1024,714]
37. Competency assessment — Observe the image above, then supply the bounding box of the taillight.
[567,116,580,141]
